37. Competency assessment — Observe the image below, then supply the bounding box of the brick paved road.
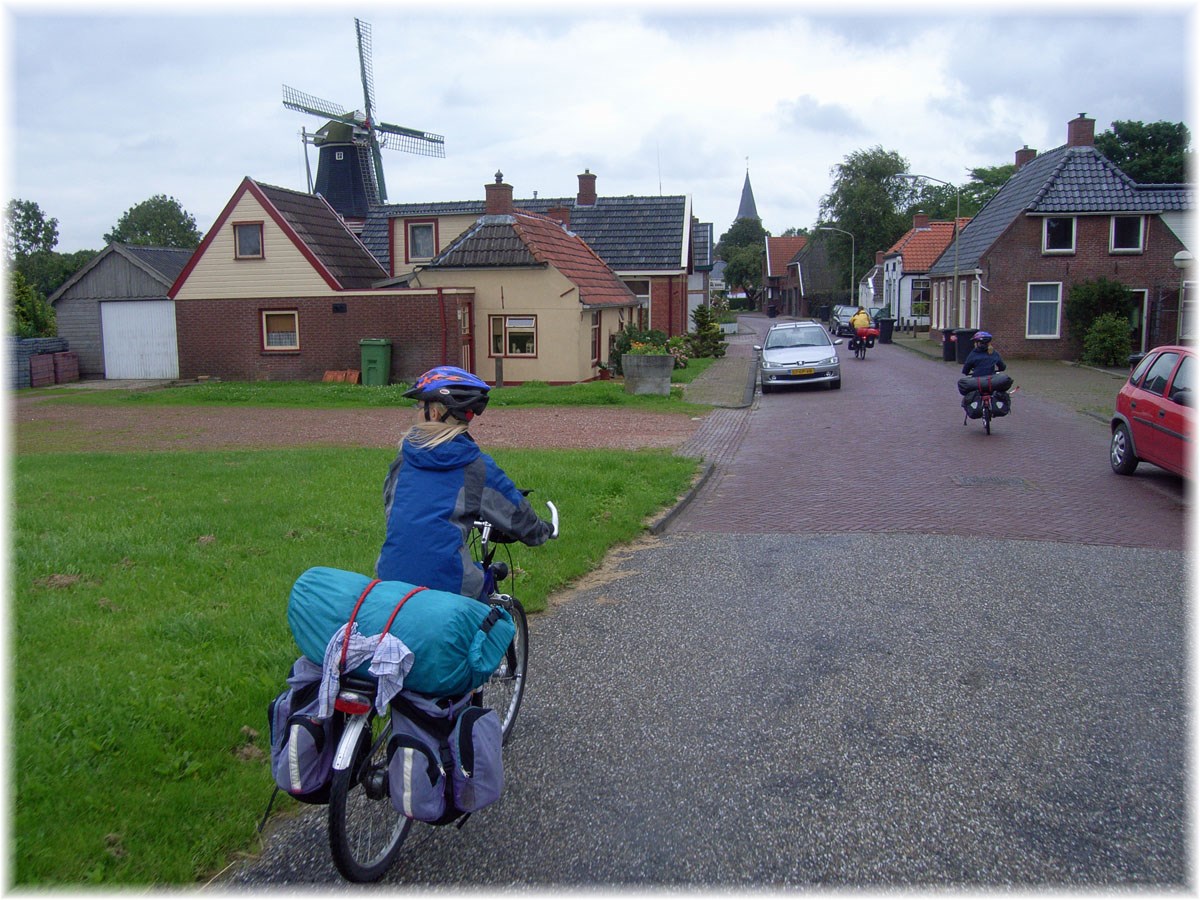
[673,321,1186,550]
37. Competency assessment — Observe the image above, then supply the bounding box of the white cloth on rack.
[318,622,414,717]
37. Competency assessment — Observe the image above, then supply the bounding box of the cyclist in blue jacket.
[961,331,1007,377]
[375,366,555,599]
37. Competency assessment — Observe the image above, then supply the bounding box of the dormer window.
[234,222,264,259]
[1043,217,1075,254]
[1110,215,1145,253]
[406,221,436,263]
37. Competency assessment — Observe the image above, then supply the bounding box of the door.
[1128,350,1181,470]
[100,300,179,379]
[458,300,475,372]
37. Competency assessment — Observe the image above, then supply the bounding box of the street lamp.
[816,226,856,308]
[900,173,960,330]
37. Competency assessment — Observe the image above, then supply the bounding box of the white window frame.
[1026,282,1062,339]
[1109,215,1145,254]
[1042,217,1076,254]
[489,314,537,358]
[262,310,299,351]
[234,222,264,259]
[406,220,437,263]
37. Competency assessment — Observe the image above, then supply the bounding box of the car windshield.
[765,328,829,349]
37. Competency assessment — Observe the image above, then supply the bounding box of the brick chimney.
[485,170,513,214]
[875,250,885,266]
[548,205,570,227]
[1015,145,1037,169]
[1067,113,1095,148]
[912,213,930,230]
[577,169,597,206]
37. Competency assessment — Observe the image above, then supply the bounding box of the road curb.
[649,462,715,535]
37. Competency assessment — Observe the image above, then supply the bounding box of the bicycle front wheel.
[328,714,411,883]
[484,597,528,744]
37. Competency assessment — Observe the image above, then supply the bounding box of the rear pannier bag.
[267,657,342,804]
[991,390,1012,417]
[387,692,504,824]
[288,566,516,697]
[962,390,983,419]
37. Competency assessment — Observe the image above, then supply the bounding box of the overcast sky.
[5,0,1196,255]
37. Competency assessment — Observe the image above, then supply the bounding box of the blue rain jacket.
[375,432,553,598]
[962,348,1007,378]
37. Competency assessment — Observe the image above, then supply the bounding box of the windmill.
[282,18,444,218]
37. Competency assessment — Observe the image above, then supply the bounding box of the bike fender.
[333,714,370,771]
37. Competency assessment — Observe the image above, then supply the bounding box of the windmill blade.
[376,122,447,158]
[282,85,358,124]
[355,19,376,127]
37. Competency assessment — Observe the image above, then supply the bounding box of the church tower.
[736,165,760,221]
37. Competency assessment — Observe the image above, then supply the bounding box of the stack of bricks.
[52,351,80,384]
[29,354,55,388]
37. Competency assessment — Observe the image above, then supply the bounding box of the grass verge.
[14,446,698,885]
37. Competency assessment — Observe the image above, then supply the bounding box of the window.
[262,310,299,350]
[910,279,930,317]
[1169,355,1193,403]
[234,222,264,259]
[1140,352,1180,396]
[1043,217,1075,253]
[489,315,537,357]
[1026,283,1062,338]
[406,221,436,262]
[591,311,601,363]
[1110,216,1144,253]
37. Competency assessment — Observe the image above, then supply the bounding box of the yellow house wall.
[413,267,632,383]
[174,194,339,300]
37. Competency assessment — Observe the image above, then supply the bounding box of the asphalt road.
[221,326,1189,888]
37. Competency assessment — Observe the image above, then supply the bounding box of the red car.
[1110,344,1194,478]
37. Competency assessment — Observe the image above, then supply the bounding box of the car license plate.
[791,367,815,376]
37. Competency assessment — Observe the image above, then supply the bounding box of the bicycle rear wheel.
[983,401,992,435]
[483,596,528,744]
[328,714,411,882]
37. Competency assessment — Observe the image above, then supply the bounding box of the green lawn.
[13,446,699,885]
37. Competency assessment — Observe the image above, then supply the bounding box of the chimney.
[912,213,930,230]
[1067,113,1095,148]
[548,205,570,227]
[875,250,885,266]
[485,170,513,214]
[577,168,597,206]
[1015,145,1037,169]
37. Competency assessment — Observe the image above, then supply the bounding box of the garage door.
[101,300,179,379]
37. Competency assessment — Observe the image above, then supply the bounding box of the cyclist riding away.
[961,331,1007,377]
[375,365,556,600]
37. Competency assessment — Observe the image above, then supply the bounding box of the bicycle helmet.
[972,331,993,344]
[403,365,491,422]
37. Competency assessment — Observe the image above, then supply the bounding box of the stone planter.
[621,353,673,396]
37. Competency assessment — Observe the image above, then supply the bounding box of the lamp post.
[816,226,856,308]
[900,173,960,330]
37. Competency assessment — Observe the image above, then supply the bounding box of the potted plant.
[620,340,674,396]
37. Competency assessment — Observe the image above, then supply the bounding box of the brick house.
[394,174,639,384]
[359,170,702,339]
[763,235,807,317]
[792,232,845,318]
[170,177,471,382]
[926,114,1194,359]
[880,214,969,330]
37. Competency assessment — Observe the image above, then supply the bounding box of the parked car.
[828,305,859,337]
[755,321,842,392]
[1110,344,1194,478]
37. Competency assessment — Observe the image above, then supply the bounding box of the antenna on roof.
[657,141,663,195]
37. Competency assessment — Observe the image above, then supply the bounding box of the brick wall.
[175,291,469,382]
[981,214,1186,359]
[648,276,688,337]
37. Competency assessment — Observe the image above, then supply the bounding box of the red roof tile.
[765,236,808,277]
[886,218,971,272]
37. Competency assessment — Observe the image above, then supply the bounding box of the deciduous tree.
[104,194,203,248]
[1095,120,1191,184]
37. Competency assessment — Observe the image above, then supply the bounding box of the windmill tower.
[283,18,445,220]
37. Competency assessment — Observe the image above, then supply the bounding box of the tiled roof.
[929,145,1195,276]
[121,245,194,283]
[256,182,386,288]
[425,212,637,309]
[885,220,966,273]
[362,194,692,273]
[692,220,713,270]
[765,236,807,277]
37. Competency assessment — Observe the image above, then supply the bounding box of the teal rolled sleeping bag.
[287,566,515,698]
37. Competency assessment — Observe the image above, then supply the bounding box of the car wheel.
[1110,423,1139,475]
[830,378,841,390]
[761,381,772,395]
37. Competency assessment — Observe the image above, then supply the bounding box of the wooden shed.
[48,243,194,379]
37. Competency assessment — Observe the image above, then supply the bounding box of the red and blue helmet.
[403,366,491,421]
[972,331,993,344]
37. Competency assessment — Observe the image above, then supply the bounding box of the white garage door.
[101,300,179,379]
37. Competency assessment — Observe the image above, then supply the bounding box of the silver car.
[755,321,842,393]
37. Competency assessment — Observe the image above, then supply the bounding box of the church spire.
[737,161,759,221]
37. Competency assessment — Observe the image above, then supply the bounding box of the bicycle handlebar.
[546,501,559,539]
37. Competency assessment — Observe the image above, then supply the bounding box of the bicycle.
[325,500,558,882]
[959,375,1016,435]
[850,326,878,360]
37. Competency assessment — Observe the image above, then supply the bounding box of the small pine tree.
[685,304,727,359]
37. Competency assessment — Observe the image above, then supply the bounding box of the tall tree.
[716,217,768,304]
[5,199,59,262]
[818,146,911,293]
[1095,120,1191,184]
[104,194,203,248]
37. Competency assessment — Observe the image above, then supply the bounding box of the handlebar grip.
[547,500,559,539]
